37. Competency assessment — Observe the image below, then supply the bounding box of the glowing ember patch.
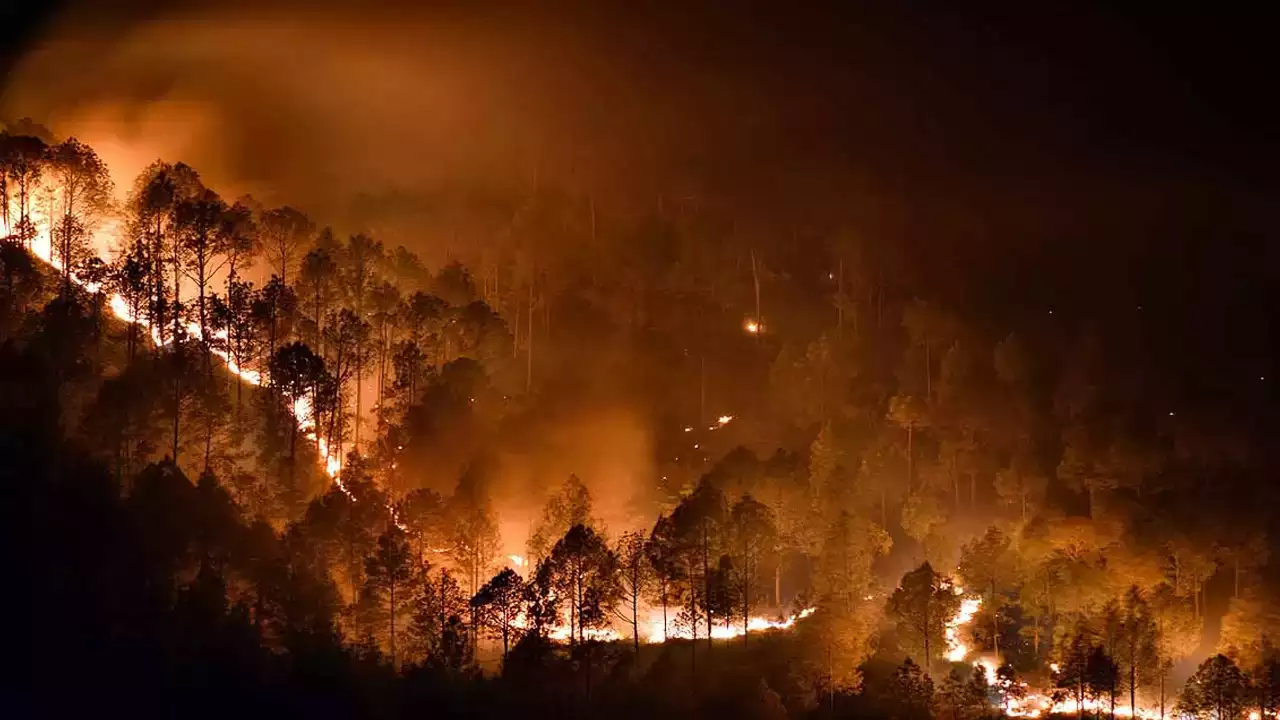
[743,318,761,334]
[507,554,527,568]
[644,606,814,643]
[944,589,982,662]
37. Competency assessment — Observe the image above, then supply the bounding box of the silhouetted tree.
[470,566,525,659]
[887,562,961,677]
[363,526,414,666]
[1177,655,1247,720]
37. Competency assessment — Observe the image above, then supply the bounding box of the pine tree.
[363,526,413,666]
[1178,655,1248,720]
[470,567,525,659]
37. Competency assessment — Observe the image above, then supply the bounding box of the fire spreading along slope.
[505,554,816,644]
[9,208,815,647]
[944,583,1171,719]
[2,207,390,519]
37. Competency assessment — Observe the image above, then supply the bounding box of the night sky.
[3,2,1275,418]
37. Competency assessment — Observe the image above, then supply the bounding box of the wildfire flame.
[9,192,816,648]
[644,606,815,643]
[944,586,982,662]
[943,581,1173,720]
[1,194,396,521]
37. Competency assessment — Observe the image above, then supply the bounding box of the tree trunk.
[288,420,297,495]
[526,282,534,392]
[203,408,214,471]
[377,323,388,417]
[1235,555,1241,599]
[689,573,698,678]
[439,573,447,652]
[661,576,668,640]
[1130,661,1137,718]
[925,342,932,401]
[953,452,960,509]
[923,595,931,677]
[750,248,761,334]
[907,422,914,489]
[354,345,362,451]
[836,257,844,340]
[315,284,325,357]
[743,552,750,644]
[172,372,181,462]
[992,578,1000,657]
[703,522,712,654]
[699,355,706,427]
[632,582,640,656]
[828,637,835,718]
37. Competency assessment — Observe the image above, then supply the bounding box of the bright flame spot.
[945,588,982,662]
[508,554,527,568]
[974,657,998,685]
[743,318,761,334]
[645,607,815,643]
[0,197,417,527]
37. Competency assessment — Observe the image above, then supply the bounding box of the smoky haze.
[3,0,712,543]
[6,2,1272,305]
[5,0,1275,533]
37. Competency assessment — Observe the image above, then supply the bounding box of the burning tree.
[887,562,961,677]
[958,527,1015,657]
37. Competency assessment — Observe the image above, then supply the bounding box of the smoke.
[3,3,568,209]
[492,407,655,558]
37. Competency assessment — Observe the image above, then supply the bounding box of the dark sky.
[3,2,1274,183]
[2,2,1275,417]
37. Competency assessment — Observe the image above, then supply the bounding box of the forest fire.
[2,4,1275,717]
[643,606,816,643]
[4,198,350,486]
[945,588,982,662]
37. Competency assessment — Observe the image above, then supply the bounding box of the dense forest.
[1,112,1277,720]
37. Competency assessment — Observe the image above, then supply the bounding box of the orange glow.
[0,195,395,519]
